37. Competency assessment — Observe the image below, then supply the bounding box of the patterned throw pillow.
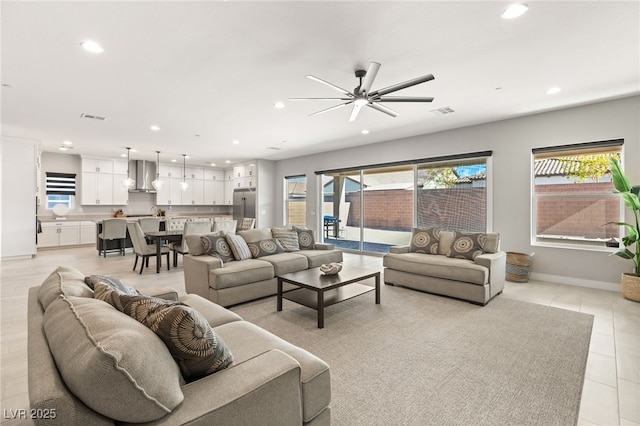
[84,275,139,295]
[247,239,285,258]
[200,235,234,263]
[293,226,315,250]
[271,229,300,252]
[409,227,441,254]
[94,283,234,380]
[446,231,485,260]
[225,233,252,260]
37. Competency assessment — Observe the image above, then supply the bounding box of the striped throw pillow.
[225,234,252,260]
[271,229,300,252]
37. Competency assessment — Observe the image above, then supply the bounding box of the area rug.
[230,282,594,426]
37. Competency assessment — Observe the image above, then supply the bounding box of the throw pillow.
[447,231,485,260]
[225,233,252,260]
[409,227,441,254]
[481,232,500,253]
[94,283,234,381]
[271,229,300,252]
[200,234,234,263]
[247,238,285,258]
[293,226,315,250]
[185,231,222,256]
[84,275,140,295]
[38,266,93,310]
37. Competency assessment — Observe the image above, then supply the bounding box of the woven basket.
[621,273,640,302]
[506,252,533,283]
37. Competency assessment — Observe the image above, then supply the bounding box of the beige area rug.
[230,282,594,426]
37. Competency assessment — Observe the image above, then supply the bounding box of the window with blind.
[532,139,623,249]
[45,172,76,209]
[285,175,307,226]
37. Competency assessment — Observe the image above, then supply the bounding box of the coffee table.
[277,266,380,328]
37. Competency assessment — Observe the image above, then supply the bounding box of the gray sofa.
[28,266,331,425]
[383,230,505,305]
[184,227,343,307]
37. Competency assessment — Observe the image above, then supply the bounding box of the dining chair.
[98,219,127,257]
[213,219,237,234]
[138,217,161,233]
[167,217,189,232]
[189,217,214,231]
[126,222,171,274]
[169,221,211,267]
[238,217,256,231]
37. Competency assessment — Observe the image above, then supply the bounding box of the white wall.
[274,95,640,289]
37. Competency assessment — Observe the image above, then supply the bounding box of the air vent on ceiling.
[80,113,107,121]
[430,106,455,115]
[266,147,282,151]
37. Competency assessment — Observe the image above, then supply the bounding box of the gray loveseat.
[383,229,505,305]
[28,266,331,425]
[184,227,343,307]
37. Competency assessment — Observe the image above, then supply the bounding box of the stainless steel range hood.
[129,160,157,193]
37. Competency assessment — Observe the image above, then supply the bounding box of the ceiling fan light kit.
[291,62,435,122]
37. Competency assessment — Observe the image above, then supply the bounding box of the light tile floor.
[1,247,639,425]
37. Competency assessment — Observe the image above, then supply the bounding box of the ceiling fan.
[289,62,435,122]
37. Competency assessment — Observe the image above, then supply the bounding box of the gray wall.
[274,95,640,289]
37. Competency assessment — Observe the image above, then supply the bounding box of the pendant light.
[179,154,189,191]
[122,147,135,189]
[151,151,164,190]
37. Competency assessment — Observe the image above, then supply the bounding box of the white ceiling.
[2,1,639,168]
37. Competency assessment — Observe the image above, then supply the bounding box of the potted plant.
[609,157,640,302]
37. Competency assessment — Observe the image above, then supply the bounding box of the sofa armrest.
[389,245,410,254]
[183,254,223,299]
[314,243,334,250]
[143,286,179,301]
[475,251,506,297]
[140,349,303,426]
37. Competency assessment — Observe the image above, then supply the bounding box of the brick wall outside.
[287,201,306,226]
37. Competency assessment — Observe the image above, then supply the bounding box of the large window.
[45,172,76,209]
[532,140,623,249]
[285,175,306,226]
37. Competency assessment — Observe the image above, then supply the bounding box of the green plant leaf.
[611,248,636,259]
[621,192,640,211]
[610,157,632,193]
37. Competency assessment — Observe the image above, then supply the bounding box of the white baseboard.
[529,272,619,292]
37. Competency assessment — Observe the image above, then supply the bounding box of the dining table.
[144,230,183,273]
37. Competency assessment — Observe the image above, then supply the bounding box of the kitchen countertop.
[37,214,232,223]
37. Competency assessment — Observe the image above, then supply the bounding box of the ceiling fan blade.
[367,102,399,118]
[306,75,355,97]
[289,97,354,101]
[359,62,381,95]
[369,74,434,98]
[308,102,352,117]
[348,103,363,122]
[377,96,435,102]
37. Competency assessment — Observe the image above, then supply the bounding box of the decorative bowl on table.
[320,262,342,275]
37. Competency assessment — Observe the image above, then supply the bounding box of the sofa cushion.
[226,233,252,260]
[409,227,441,254]
[258,252,309,276]
[271,228,300,252]
[238,228,273,243]
[201,234,234,263]
[43,296,184,423]
[183,232,223,256]
[94,283,234,381]
[84,274,139,295]
[447,231,485,260]
[298,249,344,268]
[248,238,285,258]
[383,252,488,285]
[179,293,243,327]
[209,259,275,290]
[293,226,315,250]
[438,231,455,256]
[214,321,331,423]
[38,266,93,310]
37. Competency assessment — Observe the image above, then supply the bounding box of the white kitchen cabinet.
[113,160,129,175]
[233,163,257,189]
[39,222,81,248]
[80,221,97,245]
[81,157,128,205]
[204,169,224,181]
[182,178,204,205]
[156,177,183,205]
[158,163,182,178]
[82,158,113,174]
[82,172,114,205]
[112,174,129,205]
[224,170,234,205]
[204,180,225,205]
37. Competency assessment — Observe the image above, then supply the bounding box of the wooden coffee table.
[277,266,380,328]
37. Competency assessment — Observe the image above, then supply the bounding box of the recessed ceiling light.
[80,40,104,53]
[274,101,286,109]
[62,140,73,145]
[225,160,231,164]
[171,159,177,163]
[361,129,370,135]
[58,146,68,151]
[130,148,137,153]
[546,87,561,95]
[150,125,160,131]
[120,153,127,157]
[232,140,240,145]
[501,3,528,19]
[210,163,216,167]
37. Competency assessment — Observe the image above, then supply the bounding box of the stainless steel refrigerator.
[233,188,256,222]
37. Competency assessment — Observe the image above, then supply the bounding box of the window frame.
[45,172,77,211]
[284,174,307,226]
[530,139,624,252]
